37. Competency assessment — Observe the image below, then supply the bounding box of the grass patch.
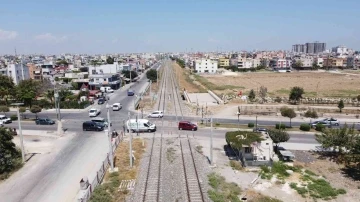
[230,160,243,171]
[248,196,283,202]
[260,162,301,180]
[166,147,176,163]
[193,74,243,91]
[208,173,242,202]
[91,138,146,202]
[275,88,290,95]
[289,169,347,200]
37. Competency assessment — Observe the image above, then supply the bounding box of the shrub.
[275,123,286,129]
[304,110,318,118]
[300,123,311,131]
[248,123,255,128]
[10,115,17,121]
[315,123,326,132]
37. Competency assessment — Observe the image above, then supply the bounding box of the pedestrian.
[13,128,17,136]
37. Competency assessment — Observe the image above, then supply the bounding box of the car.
[310,121,331,128]
[322,118,340,126]
[148,111,163,118]
[0,115,12,124]
[127,89,135,96]
[91,117,112,127]
[0,120,3,127]
[83,121,104,131]
[112,103,122,111]
[178,121,197,131]
[89,108,100,117]
[35,118,55,125]
[253,128,268,133]
[98,98,105,105]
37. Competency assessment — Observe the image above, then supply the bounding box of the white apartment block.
[194,59,218,73]
[88,63,123,75]
[1,64,30,84]
[316,58,324,67]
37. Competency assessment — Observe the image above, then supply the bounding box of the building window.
[244,147,252,153]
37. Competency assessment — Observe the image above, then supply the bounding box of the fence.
[134,82,152,109]
[77,131,124,202]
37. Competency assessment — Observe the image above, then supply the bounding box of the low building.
[88,73,121,90]
[28,64,43,80]
[347,56,360,69]
[88,63,123,75]
[194,58,218,73]
[241,132,274,167]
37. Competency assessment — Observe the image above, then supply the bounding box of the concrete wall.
[208,90,224,104]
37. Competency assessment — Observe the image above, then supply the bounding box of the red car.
[178,121,197,131]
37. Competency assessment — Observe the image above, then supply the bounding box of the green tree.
[16,79,41,107]
[30,105,42,119]
[0,106,10,115]
[304,109,318,118]
[56,59,68,66]
[146,69,158,82]
[0,75,15,105]
[58,89,74,102]
[122,70,138,79]
[106,56,114,64]
[292,60,303,69]
[268,129,290,151]
[259,86,267,102]
[289,86,304,104]
[280,107,297,127]
[338,100,345,113]
[19,107,26,119]
[315,124,357,154]
[0,127,22,176]
[44,89,55,103]
[248,89,255,101]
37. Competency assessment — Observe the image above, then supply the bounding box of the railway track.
[180,135,205,202]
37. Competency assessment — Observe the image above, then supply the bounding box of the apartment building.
[88,63,123,75]
[347,56,360,69]
[270,59,292,69]
[323,58,345,67]
[316,58,324,67]
[194,58,218,73]
[0,64,30,84]
[89,73,122,90]
[28,64,43,80]
[218,58,230,67]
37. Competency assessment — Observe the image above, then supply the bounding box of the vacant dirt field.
[203,71,360,98]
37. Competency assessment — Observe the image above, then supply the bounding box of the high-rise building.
[292,42,326,54]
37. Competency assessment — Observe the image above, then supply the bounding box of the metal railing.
[134,82,151,109]
[77,132,124,202]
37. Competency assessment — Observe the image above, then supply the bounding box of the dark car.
[178,121,198,131]
[127,89,135,96]
[98,98,105,105]
[83,121,104,131]
[35,118,55,125]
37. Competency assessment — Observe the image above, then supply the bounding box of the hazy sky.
[0,0,359,54]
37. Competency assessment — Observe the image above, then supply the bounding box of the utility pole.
[106,103,114,171]
[237,106,241,131]
[210,116,213,165]
[255,115,258,131]
[128,112,133,168]
[136,112,139,136]
[13,103,25,162]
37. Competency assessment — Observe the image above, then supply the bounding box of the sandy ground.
[203,71,360,98]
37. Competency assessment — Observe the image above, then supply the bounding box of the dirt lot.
[202,71,360,98]
[173,62,206,93]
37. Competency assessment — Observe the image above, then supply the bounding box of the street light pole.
[106,103,114,171]
[15,105,25,162]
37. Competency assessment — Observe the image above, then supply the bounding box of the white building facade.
[194,59,218,73]
[5,64,30,84]
[88,63,123,75]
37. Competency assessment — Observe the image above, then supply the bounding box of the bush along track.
[260,162,346,200]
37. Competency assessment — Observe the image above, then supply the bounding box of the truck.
[126,119,156,133]
[100,86,114,93]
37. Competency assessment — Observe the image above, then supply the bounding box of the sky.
[0,0,359,54]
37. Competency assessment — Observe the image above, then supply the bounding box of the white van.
[100,87,114,93]
[126,119,156,133]
[112,103,122,111]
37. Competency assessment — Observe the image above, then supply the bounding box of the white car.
[89,109,100,117]
[0,115,12,124]
[322,118,340,126]
[112,103,122,111]
[148,111,163,118]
